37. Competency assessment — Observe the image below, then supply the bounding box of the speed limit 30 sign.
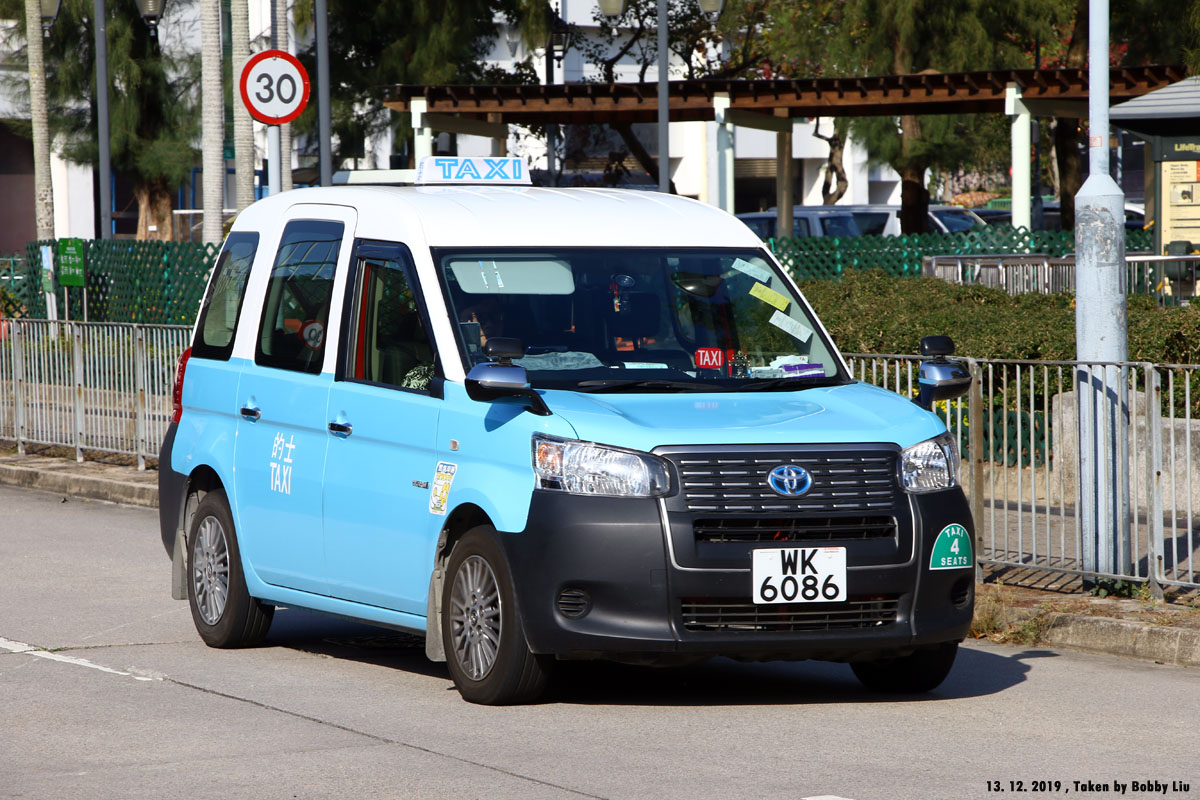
[239,49,311,125]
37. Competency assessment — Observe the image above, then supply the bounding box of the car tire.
[442,526,551,705]
[850,642,959,693]
[187,488,274,648]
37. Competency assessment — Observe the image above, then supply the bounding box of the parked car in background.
[737,208,863,239]
[971,201,1145,232]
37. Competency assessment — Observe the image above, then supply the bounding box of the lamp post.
[133,0,165,38]
[39,0,61,36]
[544,14,569,183]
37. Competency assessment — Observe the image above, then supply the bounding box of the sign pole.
[268,126,282,195]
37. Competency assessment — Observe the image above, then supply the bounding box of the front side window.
[346,248,437,392]
[256,220,343,374]
[193,232,259,360]
[817,215,861,237]
[436,248,847,393]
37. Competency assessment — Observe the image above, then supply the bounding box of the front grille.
[681,596,899,633]
[694,515,896,544]
[666,451,900,513]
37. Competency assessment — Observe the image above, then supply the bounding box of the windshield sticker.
[623,361,670,369]
[783,363,825,377]
[429,461,458,516]
[730,257,774,285]
[695,348,725,369]
[749,282,790,312]
[769,310,814,343]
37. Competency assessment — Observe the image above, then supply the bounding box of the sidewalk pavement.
[2,451,1197,670]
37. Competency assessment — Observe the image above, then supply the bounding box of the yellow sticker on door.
[429,461,457,516]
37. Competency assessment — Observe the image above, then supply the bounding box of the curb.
[1041,613,1200,668]
[0,462,158,509]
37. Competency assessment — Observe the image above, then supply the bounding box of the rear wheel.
[187,489,274,648]
[442,526,551,704]
[851,642,959,693]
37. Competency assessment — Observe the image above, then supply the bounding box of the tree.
[23,0,54,240]
[289,0,540,167]
[0,0,200,240]
[572,0,772,190]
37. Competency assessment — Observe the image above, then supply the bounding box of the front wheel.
[187,488,274,648]
[850,642,959,693]
[441,526,551,705]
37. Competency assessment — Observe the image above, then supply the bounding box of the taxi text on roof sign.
[415,156,531,186]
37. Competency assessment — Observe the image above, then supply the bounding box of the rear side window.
[818,215,860,237]
[256,219,344,374]
[192,232,259,361]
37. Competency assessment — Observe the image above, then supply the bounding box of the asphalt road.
[1,484,1197,800]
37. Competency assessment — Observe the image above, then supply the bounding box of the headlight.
[532,434,671,498]
[901,433,959,493]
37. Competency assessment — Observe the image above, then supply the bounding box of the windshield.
[436,248,847,392]
[932,209,978,233]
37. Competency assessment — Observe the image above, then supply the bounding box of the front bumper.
[498,490,974,664]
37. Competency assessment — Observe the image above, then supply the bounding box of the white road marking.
[0,636,154,681]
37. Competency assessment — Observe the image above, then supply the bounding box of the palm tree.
[24,0,54,241]
[201,0,223,243]
[231,0,254,210]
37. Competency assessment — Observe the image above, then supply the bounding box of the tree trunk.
[25,0,55,241]
[135,179,174,241]
[612,122,678,194]
[1055,0,1089,231]
[899,164,930,234]
[812,121,848,205]
[231,0,254,210]
[898,112,929,234]
[201,0,225,243]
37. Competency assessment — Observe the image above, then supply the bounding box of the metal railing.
[848,353,1199,592]
[924,253,1200,304]
[1,318,1196,591]
[0,320,190,468]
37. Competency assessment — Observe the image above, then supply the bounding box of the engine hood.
[543,381,948,453]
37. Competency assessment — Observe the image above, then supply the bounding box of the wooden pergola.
[384,65,1185,229]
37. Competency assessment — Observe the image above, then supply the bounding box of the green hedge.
[800,269,1200,365]
[772,225,1155,279]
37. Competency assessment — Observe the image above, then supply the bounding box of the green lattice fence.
[769,225,1155,278]
[13,240,217,324]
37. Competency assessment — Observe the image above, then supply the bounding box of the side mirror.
[917,336,971,411]
[464,354,551,417]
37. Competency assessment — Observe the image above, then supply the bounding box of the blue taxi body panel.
[538,381,946,453]
[433,382,579,533]
[171,357,245,512]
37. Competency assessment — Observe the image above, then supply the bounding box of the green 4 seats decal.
[930,523,973,570]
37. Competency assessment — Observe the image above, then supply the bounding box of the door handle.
[240,405,261,421]
[328,420,353,437]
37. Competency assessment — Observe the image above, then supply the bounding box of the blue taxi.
[159,157,974,704]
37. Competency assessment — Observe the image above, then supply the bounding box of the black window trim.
[334,238,445,399]
[191,231,260,361]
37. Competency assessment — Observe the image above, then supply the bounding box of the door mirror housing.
[917,337,971,410]
[464,361,551,416]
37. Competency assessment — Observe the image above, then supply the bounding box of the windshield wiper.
[574,379,721,393]
[738,376,846,391]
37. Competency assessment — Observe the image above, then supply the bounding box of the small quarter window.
[192,232,259,360]
[256,220,343,374]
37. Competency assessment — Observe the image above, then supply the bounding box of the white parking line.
[0,636,154,681]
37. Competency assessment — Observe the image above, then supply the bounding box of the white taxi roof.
[232,185,763,250]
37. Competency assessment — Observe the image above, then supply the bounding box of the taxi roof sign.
[415,156,530,186]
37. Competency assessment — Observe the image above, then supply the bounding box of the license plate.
[751,547,846,604]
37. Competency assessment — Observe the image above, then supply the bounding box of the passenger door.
[232,207,356,594]
[322,241,443,614]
